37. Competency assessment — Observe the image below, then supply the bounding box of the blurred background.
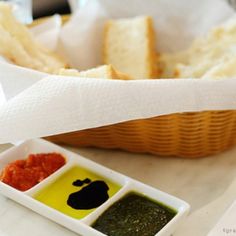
[2,0,236,20]
[33,0,70,19]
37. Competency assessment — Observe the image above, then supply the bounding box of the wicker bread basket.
[32,16,236,158]
[46,111,236,158]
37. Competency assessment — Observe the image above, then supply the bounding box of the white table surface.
[0,143,236,236]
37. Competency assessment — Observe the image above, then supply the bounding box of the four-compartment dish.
[0,139,190,236]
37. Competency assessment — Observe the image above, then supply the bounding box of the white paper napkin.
[30,14,62,52]
[1,68,236,143]
[0,61,46,100]
[0,83,6,107]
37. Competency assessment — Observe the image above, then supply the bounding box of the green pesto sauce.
[92,192,177,236]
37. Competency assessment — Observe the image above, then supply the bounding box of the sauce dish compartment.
[85,181,190,236]
[0,139,71,192]
[32,164,123,220]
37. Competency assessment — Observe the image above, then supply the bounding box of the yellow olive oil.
[34,166,121,219]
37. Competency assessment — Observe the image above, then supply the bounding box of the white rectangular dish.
[0,139,190,236]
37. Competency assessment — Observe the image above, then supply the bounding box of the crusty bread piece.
[104,16,157,79]
[0,3,66,73]
[58,65,132,80]
[164,17,236,79]
[58,68,80,76]
[201,57,236,79]
[157,51,188,78]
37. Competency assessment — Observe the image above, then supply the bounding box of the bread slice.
[157,51,188,78]
[58,68,80,76]
[170,17,236,79]
[0,2,66,73]
[104,16,157,79]
[58,65,132,80]
[201,57,236,79]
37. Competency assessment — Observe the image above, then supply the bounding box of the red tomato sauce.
[0,153,66,191]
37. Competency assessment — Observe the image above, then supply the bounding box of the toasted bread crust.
[146,16,158,78]
[58,65,133,80]
[103,21,112,65]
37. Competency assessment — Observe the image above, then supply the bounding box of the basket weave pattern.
[47,110,236,158]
